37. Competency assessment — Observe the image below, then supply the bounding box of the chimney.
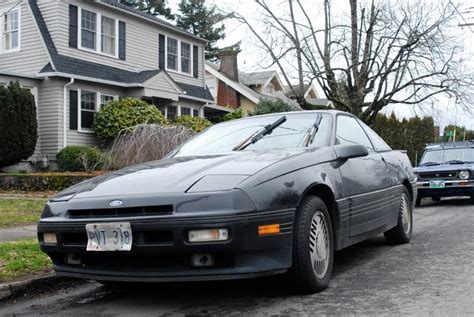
[218,49,240,82]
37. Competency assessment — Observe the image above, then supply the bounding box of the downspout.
[63,78,75,149]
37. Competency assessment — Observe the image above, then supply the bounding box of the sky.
[169,0,474,131]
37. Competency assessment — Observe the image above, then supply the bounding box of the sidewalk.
[0,225,37,242]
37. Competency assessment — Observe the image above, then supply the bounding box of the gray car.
[38,110,416,294]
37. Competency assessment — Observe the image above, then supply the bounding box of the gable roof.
[98,0,206,43]
[239,70,276,86]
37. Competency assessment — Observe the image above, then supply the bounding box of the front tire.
[384,187,413,244]
[289,196,334,294]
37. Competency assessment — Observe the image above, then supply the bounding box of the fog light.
[43,233,57,245]
[188,229,228,242]
[191,253,214,267]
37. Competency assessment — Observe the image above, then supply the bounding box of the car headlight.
[186,175,249,193]
[459,170,470,180]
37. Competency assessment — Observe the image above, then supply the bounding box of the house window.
[193,109,199,117]
[81,9,96,50]
[181,107,191,116]
[80,91,96,130]
[1,8,20,53]
[181,42,191,74]
[167,37,178,71]
[79,8,118,57]
[167,105,177,120]
[101,15,115,55]
[100,94,114,107]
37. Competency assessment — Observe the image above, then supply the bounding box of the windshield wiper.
[304,114,323,147]
[233,116,287,151]
[420,161,440,166]
[444,160,466,165]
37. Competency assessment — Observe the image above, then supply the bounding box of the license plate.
[430,180,446,189]
[86,223,132,251]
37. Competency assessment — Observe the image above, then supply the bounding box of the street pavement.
[1,197,473,316]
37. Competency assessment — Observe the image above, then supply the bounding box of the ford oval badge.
[109,200,123,207]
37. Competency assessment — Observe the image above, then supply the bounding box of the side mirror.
[334,144,369,161]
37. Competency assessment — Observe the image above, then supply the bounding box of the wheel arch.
[402,179,413,202]
[298,183,340,237]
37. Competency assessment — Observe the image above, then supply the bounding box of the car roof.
[425,141,474,150]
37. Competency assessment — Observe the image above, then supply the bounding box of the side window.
[359,121,392,152]
[336,115,374,151]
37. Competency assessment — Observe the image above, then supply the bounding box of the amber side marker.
[258,224,280,235]
[459,181,468,186]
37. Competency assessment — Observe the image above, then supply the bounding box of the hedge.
[0,173,95,192]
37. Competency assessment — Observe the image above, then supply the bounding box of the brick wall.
[217,80,240,109]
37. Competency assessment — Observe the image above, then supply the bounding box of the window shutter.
[119,21,126,60]
[159,34,165,69]
[69,90,78,130]
[69,5,78,48]
[193,45,199,78]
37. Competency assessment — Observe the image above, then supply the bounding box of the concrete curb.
[0,272,69,301]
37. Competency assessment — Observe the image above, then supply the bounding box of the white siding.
[40,0,205,87]
[0,0,50,77]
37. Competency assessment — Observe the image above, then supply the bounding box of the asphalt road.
[2,197,473,316]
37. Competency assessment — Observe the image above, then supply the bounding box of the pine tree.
[120,0,174,20]
[176,0,226,60]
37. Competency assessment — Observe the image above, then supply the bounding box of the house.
[205,50,300,114]
[0,0,222,170]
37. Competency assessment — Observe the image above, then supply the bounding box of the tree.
[234,0,472,123]
[252,99,297,116]
[176,0,226,60]
[443,125,474,142]
[120,0,174,20]
[0,82,38,168]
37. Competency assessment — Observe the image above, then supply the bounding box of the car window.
[358,120,392,152]
[170,113,332,157]
[335,115,374,151]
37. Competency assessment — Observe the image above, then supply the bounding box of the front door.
[335,115,392,236]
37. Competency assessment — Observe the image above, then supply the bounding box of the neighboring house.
[0,0,221,170]
[284,84,333,108]
[205,50,300,114]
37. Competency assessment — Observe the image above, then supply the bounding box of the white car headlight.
[459,170,470,180]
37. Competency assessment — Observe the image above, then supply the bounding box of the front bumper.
[416,180,474,198]
[38,209,295,282]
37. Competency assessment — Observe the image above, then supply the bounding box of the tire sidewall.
[293,196,334,291]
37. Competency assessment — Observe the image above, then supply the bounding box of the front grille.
[67,205,173,219]
[419,171,458,180]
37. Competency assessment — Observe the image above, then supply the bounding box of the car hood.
[414,163,474,173]
[56,149,306,200]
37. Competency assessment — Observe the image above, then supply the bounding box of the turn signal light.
[258,224,280,235]
[188,228,228,242]
[43,232,57,245]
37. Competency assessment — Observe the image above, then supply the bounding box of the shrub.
[252,99,297,116]
[57,146,102,172]
[103,124,195,170]
[173,115,212,132]
[0,82,38,168]
[93,97,167,142]
[221,108,244,122]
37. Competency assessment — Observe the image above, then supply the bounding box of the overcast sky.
[170,0,474,131]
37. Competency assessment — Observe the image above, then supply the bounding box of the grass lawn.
[0,239,51,282]
[0,198,47,228]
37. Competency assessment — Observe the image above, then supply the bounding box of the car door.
[335,115,392,236]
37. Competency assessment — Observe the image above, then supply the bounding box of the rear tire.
[384,187,413,244]
[289,196,334,294]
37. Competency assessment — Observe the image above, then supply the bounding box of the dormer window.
[1,7,20,53]
[79,8,118,57]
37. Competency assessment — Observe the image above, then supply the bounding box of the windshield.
[420,148,474,165]
[170,113,332,157]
